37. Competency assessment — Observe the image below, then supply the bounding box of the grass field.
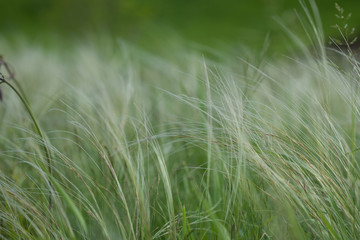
[1,3,360,240]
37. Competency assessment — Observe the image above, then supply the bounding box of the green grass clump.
[1,5,360,240]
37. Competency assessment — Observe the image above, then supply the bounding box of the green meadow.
[1,1,360,239]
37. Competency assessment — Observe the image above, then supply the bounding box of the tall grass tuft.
[1,1,360,239]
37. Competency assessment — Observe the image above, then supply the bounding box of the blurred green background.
[1,0,360,50]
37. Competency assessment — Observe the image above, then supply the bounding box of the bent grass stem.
[2,78,53,208]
